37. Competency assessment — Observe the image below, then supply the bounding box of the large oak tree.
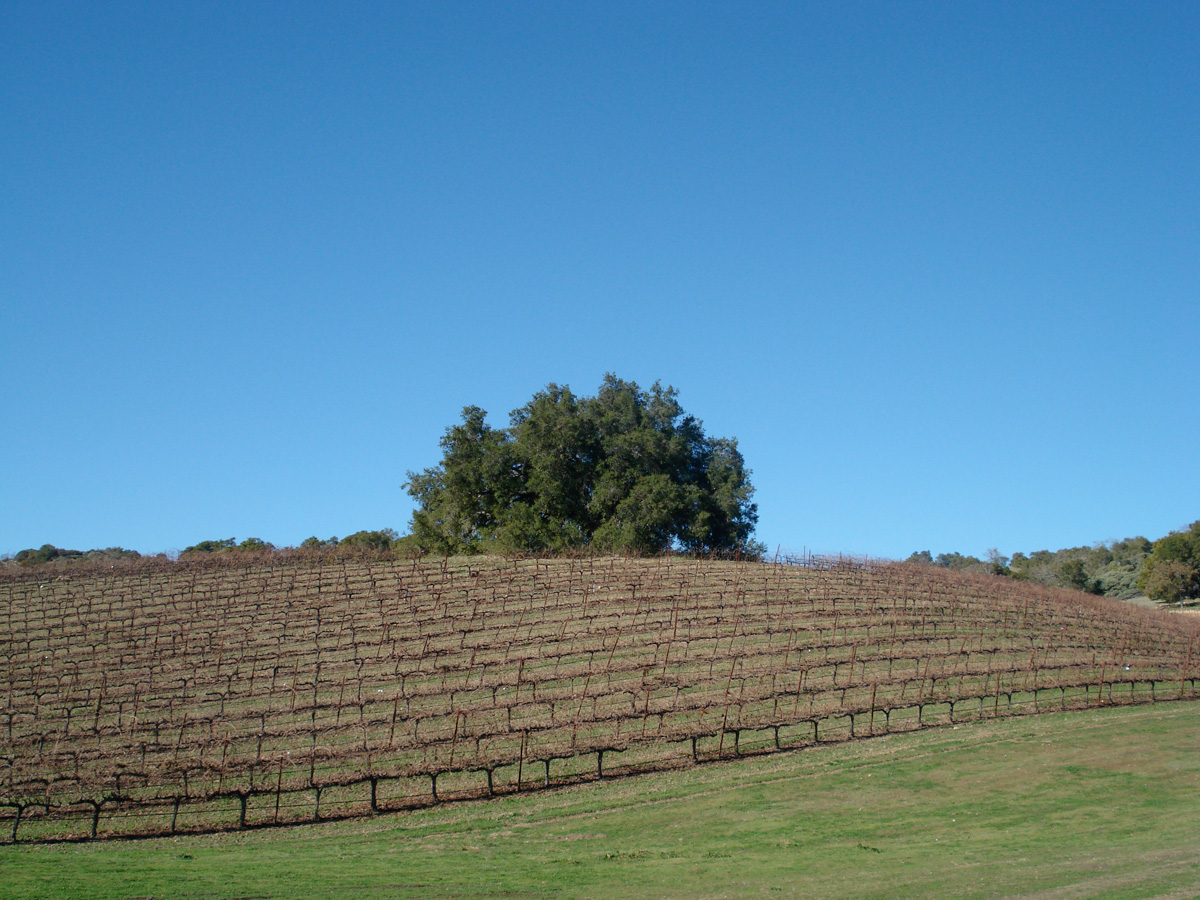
[405,375,761,556]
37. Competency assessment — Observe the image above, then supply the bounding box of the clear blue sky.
[3,2,1197,560]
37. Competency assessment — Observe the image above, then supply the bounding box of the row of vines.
[2,555,1197,841]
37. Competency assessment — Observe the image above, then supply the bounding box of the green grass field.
[4,701,1197,900]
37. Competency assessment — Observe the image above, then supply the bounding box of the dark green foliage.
[1089,537,1151,598]
[1058,558,1101,594]
[300,536,339,549]
[406,406,524,553]
[15,544,83,566]
[405,375,761,556]
[180,540,274,561]
[390,533,423,556]
[933,551,987,573]
[237,537,274,552]
[339,529,399,551]
[916,549,1010,578]
[915,535,1155,600]
[1005,544,1134,595]
[1140,560,1200,605]
[182,537,274,555]
[1139,521,1200,605]
[13,545,140,567]
[182,538,237,555]
[82,546,141,561]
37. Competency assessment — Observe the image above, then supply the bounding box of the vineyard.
[2,554,1197,842]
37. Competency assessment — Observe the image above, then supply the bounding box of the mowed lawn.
[4,702,1198,900]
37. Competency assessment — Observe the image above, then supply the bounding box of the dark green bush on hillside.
[339,529,399,551]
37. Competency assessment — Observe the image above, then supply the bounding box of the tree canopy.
[1139,521,1200,605]
[405,375,761,556]
[13,544,140,566]
[181,537,269,556]
[906,532,1188,603]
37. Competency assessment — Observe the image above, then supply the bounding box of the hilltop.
[2,554,1196,841]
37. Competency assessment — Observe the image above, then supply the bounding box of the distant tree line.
[10,545,142,566]
[180,530,416,557]
[5,530,415,569]
[907,520,1200,606]
[296,530,416,553]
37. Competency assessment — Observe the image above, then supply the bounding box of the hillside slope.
[2,555,1197,840]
